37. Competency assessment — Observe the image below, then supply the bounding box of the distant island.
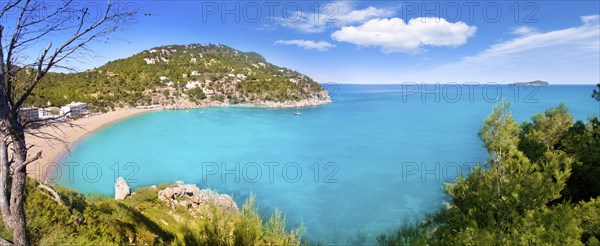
[511,80,550,86]
[24,44,331,112]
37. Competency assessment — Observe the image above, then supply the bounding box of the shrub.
[0,179,302,245]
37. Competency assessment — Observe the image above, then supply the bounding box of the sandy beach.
[26,108,154,181]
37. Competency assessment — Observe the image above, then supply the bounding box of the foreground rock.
[158,181,239,213]
[114,177,130,200]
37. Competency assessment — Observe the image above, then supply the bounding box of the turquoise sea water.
[55,84,598,244]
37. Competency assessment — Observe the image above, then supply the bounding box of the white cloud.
[278,1,395,33]
[403,15,600,84]
[331,17,477,54]
[453,15,599,68]
[274,39,336,51]
[335,3,396,24]
[510,26,537,36]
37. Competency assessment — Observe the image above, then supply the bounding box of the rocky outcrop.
[114,177,130,200]
[157,181,239,213]
[232,92,332,108]
[160,90,331,110]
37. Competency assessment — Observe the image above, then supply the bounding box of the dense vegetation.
[0,181,301,245]
[26,44,329,111]
[378,98,600,245]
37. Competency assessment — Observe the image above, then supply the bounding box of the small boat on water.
[293,106,302,116]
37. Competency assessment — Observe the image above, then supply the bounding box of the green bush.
[1,180,301,245]
[377,103,599,245]
[187,87,207,102]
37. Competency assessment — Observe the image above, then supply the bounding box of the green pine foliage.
[593,84,600,101]
[187,87,207,104]
[578,198,600,244]
[561,117,600,202]
[379,101,600,245]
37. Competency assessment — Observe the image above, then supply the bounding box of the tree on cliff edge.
[0,1,136,244]
[593,83,600,101]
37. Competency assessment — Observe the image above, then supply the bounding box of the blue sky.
[36,1,600,84]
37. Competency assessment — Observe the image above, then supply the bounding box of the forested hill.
[28,44,331,111]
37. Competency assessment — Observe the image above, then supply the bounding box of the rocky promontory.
[157,181,239,213]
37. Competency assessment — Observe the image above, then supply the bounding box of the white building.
[202,88,214,95]
[185,81,202,89]
[191,71,199,76]
[144,58,157,64]
[38,107,60,120]
[236,74,246,79]
[289,78,298,83]
[165,81,174,87]
[60,102,89,117]
[190,58,197,63]
[19,107,39,121]
[228,74,235,77]
[159,76,169,81]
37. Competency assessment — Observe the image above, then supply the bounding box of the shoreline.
[26,108,156,181]
[27,99,331,181]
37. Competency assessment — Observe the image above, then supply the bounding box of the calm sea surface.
[57,84,598,243]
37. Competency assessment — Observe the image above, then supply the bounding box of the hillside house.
[60,102,89,117]
[185,81,201,89]
[19,107,39,121]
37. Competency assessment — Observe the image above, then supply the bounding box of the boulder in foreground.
[114,177,131,200]
[157,181,239,213]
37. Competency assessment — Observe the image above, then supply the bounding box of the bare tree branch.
[12,2,136,112]
[36,183,63,206]
[13,150,41,173]
[0,0,23,19]
[0,1,139,243]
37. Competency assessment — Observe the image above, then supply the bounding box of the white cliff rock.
[114,177,131,200]
[157,181,239,213]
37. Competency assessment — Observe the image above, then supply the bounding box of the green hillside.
[27,44,330,111]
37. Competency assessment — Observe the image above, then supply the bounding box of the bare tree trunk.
[0,21,11,232]
[9,126,29,246]
[0,136,11,229]
[0,1,138,244]
[9,171,26,246]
